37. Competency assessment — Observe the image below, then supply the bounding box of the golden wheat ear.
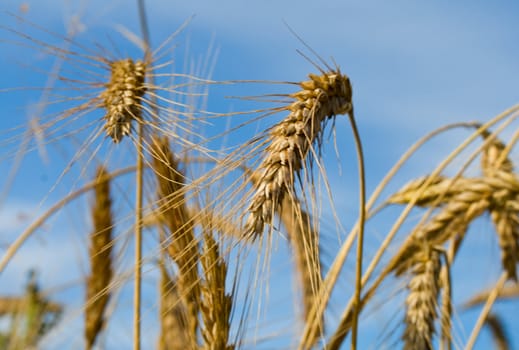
[403,244,441,350]
[102,59,147,143]
[245,71,353,238]
[478,130,519,281]
[85,166,114,350]
[200,230,234,350]
[158,262,191,350]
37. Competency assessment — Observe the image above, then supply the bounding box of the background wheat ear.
[151,135,201,348]
[479,130,519,281]
[158,261,190,350]
[102,59,146,143]
[245,70,352,238]
[403,244,441,350]
[85,166,114,350]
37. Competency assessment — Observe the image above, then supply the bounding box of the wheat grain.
[245,71,352,238]
[102,59,146,143]
[403,245,441,350]
[85,167,114,350]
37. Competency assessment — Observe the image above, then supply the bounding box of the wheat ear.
[152,136,200,348]
[85,167,114,350]
[200,228,234,350]
[388,176,466,207]
[480,132,519,280]
[245,71,352,237]
[390,179,491,275]
[158,262,190,350]
[102,59,146,143]
[403,245,441,350]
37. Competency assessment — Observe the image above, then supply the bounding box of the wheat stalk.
[245,71,353,238]
[403,245,441,350]
[85,166,114,350]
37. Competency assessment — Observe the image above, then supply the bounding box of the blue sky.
[1,0,519,349]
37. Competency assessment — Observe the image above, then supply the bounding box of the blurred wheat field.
[0,1,518,350]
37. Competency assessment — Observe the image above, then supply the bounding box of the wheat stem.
[465,272,507,350]
[133,120,144,350]
[349,110,366,350]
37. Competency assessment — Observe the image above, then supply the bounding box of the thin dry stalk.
[279,195,323,346]
[85,167,114,350]
[245,71,353,238]
[403,245,441,350]
[152,136,200,349]
[463,284,519,308]
[200,229,233,350]
[102,59,146,143]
